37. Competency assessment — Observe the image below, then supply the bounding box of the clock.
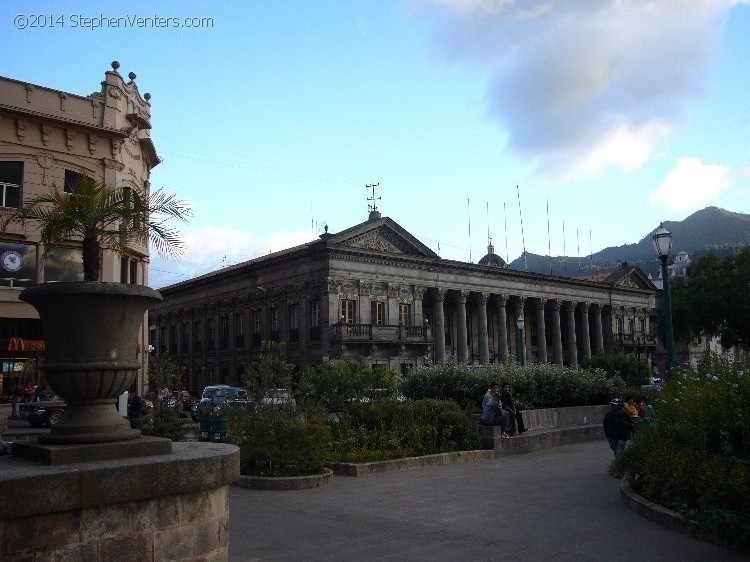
[1,250,22,272]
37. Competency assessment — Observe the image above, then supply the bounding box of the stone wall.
[1,487,229,561]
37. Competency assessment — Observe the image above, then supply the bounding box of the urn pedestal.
[19,282,162,444]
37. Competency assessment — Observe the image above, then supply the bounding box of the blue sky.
[2,1,749,288]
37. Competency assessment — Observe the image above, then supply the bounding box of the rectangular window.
[0,242,36,288]
[169,323,177,355]
[399,303,411,326]
[371,301,385,325]
[0,161,22,208]
[252,310,261,334]
[340,300,356,324]
[120,256,129,283]
[270,308,280,341]
[288,303,299,343]
[194,319,203,352]
[159,326,167,355]
[207,318,215,347]
[181,322,189,353]
[219,315,229,349]
[129,259,138,285]
[309,300,320,327]
[235,313,245,347]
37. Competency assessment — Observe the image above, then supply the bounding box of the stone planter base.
[234,468,334,490]
[0,442,239,561]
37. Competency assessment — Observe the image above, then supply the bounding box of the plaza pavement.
[227,441,743,561]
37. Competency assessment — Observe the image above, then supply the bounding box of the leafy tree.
[1,176,190,281]
[242,340,295,401]
[147,354,184,392]
[667,248,750,349]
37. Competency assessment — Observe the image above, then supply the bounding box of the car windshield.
[235,390,248,399]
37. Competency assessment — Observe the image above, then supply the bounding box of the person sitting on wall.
[479,382,510,438]
[500,381,526,436]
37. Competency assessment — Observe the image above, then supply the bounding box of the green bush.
[612,354,750,551]
[582,351,650,387]
[328,398,480,462]
[225,405,331,477]
[136,406,184,441]
[402,362,625,411]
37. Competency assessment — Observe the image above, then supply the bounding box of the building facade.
[0,62,158,395]
[151,211,657,391]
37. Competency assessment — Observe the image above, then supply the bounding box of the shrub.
[402,362,625,411]
[582,351,650,387]
[328,398,480,462]
[225,405,331,477]
[612,354,750,551]
[136,406,184,441]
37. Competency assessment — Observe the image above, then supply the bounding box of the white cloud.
[416,0,736,178]
[649,157,732,213]
[148,226,313,289]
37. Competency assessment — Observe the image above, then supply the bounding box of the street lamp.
[652,223,675,372]
[516,314,526,366]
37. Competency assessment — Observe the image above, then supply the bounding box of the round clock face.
[1,250,22,272]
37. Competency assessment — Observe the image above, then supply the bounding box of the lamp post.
[652,223,675,372]
[516,314,526,366]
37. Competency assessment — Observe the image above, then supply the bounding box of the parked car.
[261,388,297,410]
[191,385,255,420]
[18,399,67,427]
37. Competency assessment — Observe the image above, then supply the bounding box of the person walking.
[603,398,632,458]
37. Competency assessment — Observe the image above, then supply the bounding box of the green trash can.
[198,414,228,442]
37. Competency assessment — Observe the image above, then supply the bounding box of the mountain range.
[507,207,750,279]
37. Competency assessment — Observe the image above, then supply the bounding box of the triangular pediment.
[608,266,656,291]
[326,217,439,258]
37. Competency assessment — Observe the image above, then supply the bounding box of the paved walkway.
[228,441,743,561]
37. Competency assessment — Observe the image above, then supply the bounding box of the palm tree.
[2,175,191,282]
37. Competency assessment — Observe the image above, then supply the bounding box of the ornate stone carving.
[111,138,124,158]
[16,119,25,142]
[65,129,75,151]
[89,134,98,155]
[359,280,373,296]
[326,277,341,294]
[104,159,125,171]
[60,92,68,111]
[387,282,398,298]
[40,123,51,146]
[90,97,101,119]
[617,275,638,288]
[108,86,122,100]
[25,84,34,103]
[414,286,426,299]
[36,151,55,185]
[347,230,403,254]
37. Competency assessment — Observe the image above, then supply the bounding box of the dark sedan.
[18,400,67,427]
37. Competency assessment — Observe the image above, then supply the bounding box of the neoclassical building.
[151,210,657,390]
[0,62,159,394]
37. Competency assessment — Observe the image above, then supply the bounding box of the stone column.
[551,299,563,365]
[593,304,604,354]
[566,301,578,369]
[579,302,592,361]
[514,297,525,364]
[535,298,547,363]
[477,292,489,364]
[496,295,509,363]
[456,291,469,364]
[434,289,446,364]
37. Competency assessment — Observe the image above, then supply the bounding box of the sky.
[2,0,749,288]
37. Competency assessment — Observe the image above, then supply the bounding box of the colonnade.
[431,289,610,367]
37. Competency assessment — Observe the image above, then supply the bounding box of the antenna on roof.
[366,183,380,211]
[547,197,552,275]
[516,185,527,271]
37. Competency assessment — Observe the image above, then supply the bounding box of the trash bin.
[199,414,228,442]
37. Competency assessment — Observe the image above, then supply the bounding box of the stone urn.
[20,282,162,444]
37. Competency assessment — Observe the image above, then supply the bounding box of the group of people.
[479,381,526,437]
[10,382,50,418]
[602,396,650,457]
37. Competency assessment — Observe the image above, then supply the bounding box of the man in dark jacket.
[500,381,526,435]
[603,398,632,457]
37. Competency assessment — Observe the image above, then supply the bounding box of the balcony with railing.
[331,324,432,344]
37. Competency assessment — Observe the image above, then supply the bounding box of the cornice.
[0,103,127,138]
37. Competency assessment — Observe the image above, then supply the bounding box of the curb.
[619,481,746,554]
[325,449,494,477]
[234,468,334,490]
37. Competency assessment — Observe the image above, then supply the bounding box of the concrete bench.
[474,405,608,455]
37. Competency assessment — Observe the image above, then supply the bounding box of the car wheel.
[47,409,65,427]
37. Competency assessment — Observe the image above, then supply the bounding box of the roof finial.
[367,183,381,220]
